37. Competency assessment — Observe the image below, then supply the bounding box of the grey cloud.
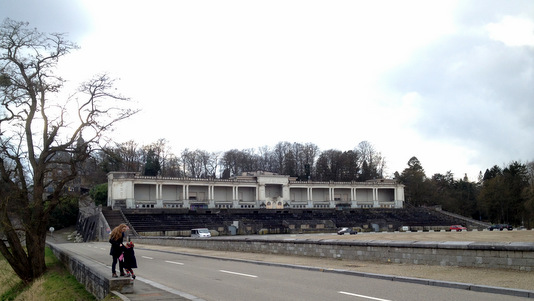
[384,11,534,169]
[454,0,534,26]
[1,0,91,41]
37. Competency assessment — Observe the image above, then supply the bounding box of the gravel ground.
[52,228,534,291]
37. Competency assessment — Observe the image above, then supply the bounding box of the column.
[258,184,266,203]
[396,186,405,208]
[233,186,239,208]
[282,184,290,204]
[209,185,215,208]
[373,188,379,208]
[351,188,357,208]
[183,185,190,209]
[329,187,335,208]
[156,184,163,208]
[307,187,313,208]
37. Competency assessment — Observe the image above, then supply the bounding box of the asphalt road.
[58,242,531,301]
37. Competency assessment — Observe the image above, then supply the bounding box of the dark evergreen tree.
[144,149,161,176]
[397,157,432,206]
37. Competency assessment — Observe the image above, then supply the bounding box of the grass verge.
[0,247,96,301]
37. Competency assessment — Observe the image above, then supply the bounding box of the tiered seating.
[115,207,470,236]
[101,207,128,230]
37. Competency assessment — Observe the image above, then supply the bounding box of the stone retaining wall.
[134,236,534,271]
[47,242,132,300]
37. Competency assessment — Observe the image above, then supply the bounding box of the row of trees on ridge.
[95,139,385,182]
[92,139,534,228]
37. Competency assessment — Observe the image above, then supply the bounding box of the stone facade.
[107,171,405,210]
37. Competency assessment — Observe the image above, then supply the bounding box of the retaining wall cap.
[322,240,361,246]
[367,240,397,246]
[384,240,417,248]
[467,242,510,250]
[438,241,473,249]
[315,239,340,244]
[281,238,298,242]
[412,241,441,248]
[508,242,534,250]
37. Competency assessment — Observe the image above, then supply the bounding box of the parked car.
[337,227,357,235]
[191,228,211,237]
[501,224,513,230]
[450,225,467,231]
[488,224,513,231]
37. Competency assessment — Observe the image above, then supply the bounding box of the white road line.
[142,256,154,259]
[339,291,391,301]
[219,270,258,278]
[165,260,184,265]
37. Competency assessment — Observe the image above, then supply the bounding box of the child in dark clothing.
[122,241,138,279]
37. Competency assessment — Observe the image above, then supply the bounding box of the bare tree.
[142,139,179,177]
[294,142,318,180]
[181,148,203,178]
[356,141,385,180]
[0,19,138,283]
[272,142,291,174]
[256,145,274,172]
[199,150,219,178]
[118,140,142,172]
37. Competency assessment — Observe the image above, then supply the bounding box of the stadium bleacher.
[101,207,479,236]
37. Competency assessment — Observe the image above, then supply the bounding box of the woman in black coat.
[109,223,128,277]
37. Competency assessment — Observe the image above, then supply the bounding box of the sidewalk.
[108,278,199,301]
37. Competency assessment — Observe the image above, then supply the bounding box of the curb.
[110,291,130,301]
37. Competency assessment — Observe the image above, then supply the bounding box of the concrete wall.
[47,242,132,300]
[133,236,534,271]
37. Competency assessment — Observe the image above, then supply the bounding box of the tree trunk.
[26,227,47,281]
[0,208,48,284]
[0,221,33,284]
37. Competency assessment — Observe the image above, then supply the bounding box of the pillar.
[282,184,290,204]
[373,188,379,208]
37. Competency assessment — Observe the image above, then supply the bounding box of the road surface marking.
[165,260,184,265]
[339,291,391,301]
[219,270,258,278]
[142,256,154,259]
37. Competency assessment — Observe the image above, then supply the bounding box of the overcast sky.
[2,0,533,180]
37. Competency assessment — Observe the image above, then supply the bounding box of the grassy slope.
[0,248,96,301]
